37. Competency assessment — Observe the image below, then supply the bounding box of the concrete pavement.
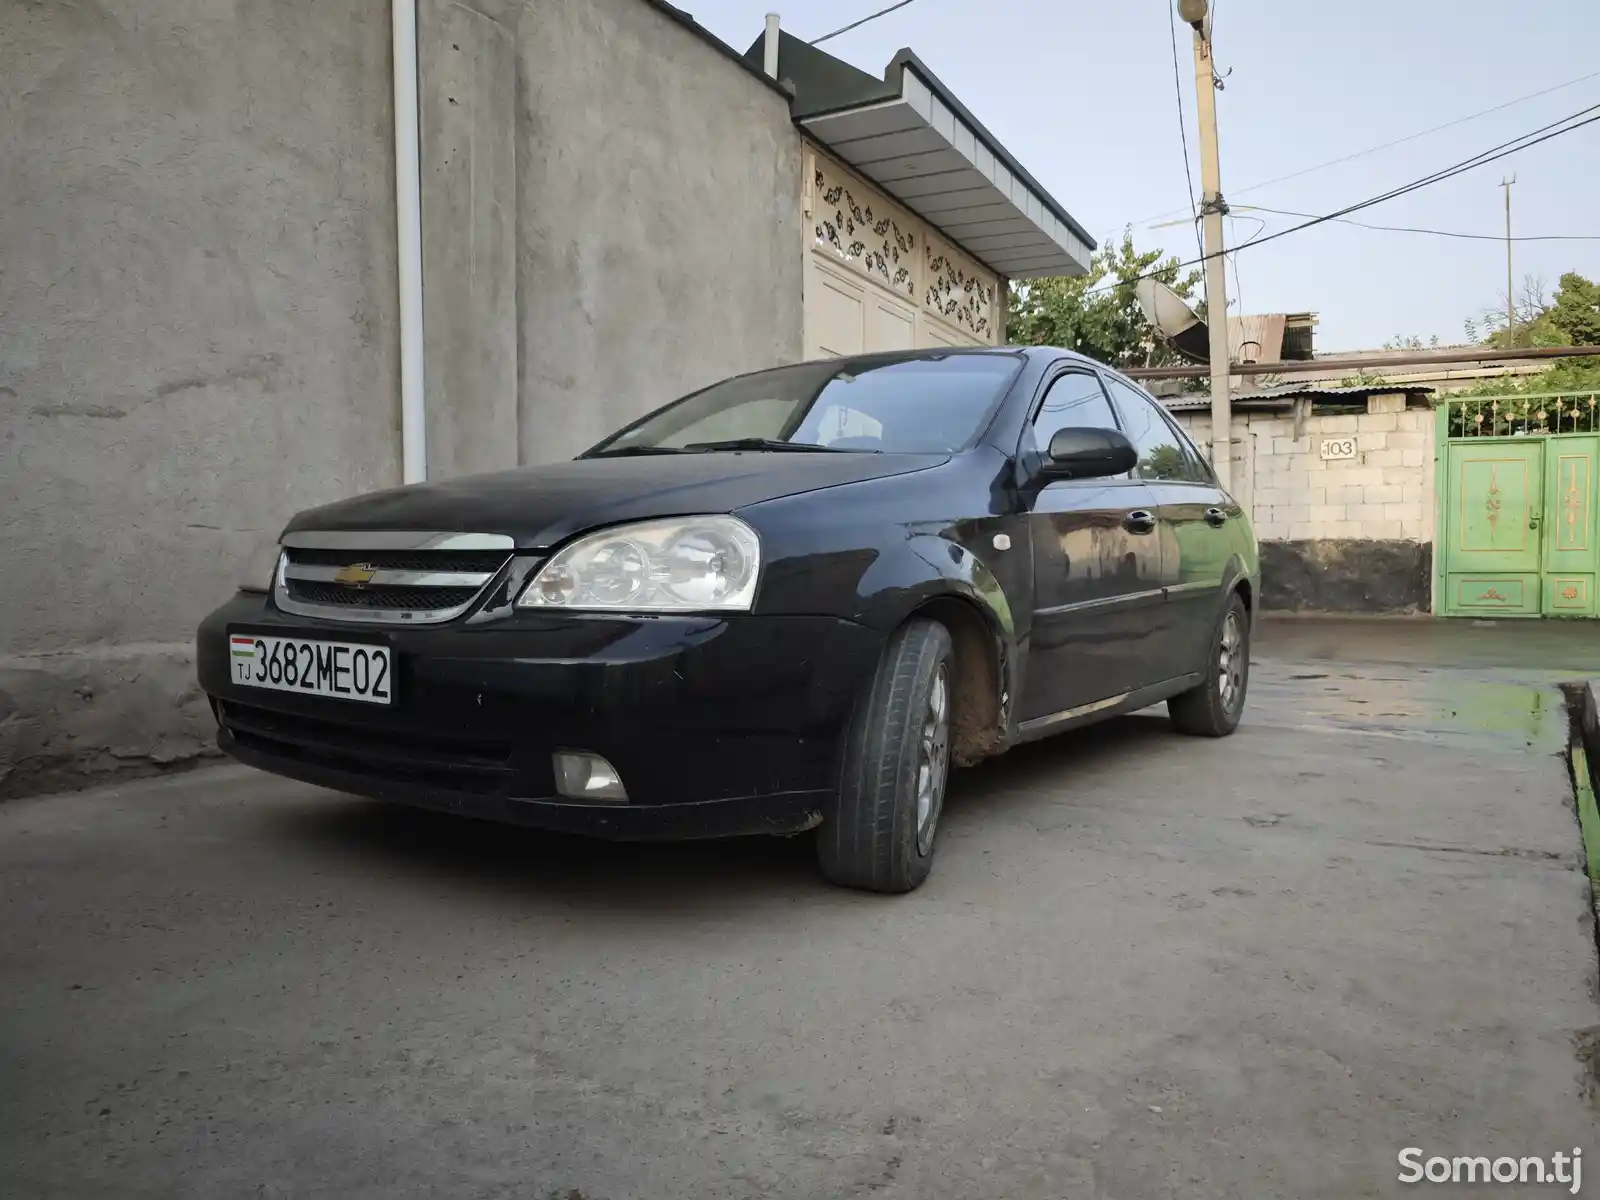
[2,618,1596,1199]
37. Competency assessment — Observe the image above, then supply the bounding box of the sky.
[681,0,1600,351]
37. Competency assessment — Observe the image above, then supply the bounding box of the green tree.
[1464,271,1600,355]
[1467,276,1559,348]
[1455,356,1600,398]
[1006,226,1202,370]
[1546,271,1600,346]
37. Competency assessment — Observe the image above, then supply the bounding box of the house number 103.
[1319,437,1357,461]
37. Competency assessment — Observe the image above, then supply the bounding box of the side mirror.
[1040,427,1138,480]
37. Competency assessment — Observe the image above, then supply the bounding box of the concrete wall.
[1173,396,1437,612]
[0,0,401,797]
[419,0,520,479]
[415,0,804,472]
[511,0,805,462]
[1,0,808,798]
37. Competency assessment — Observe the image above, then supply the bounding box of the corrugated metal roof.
[1160,382,1435,411]
[749,34,1094,280]
[1237,382,1434,400]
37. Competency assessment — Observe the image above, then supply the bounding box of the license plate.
[229,633,393,704]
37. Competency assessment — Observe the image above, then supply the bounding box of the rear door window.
[1157,409,1215,483]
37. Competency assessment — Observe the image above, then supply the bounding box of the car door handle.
[1205,507,1229,527]
[1123,509,1157,535]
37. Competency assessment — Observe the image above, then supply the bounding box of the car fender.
[1218,550,1260,624]
[852,533,1020,756]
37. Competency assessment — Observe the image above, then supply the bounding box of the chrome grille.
[274,531,515,625]
[285,581,482,610]
[284,547,511,574]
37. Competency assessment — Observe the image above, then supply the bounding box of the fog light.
[552,751,628,803]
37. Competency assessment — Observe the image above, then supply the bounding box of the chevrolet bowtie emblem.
[333,562,378,587]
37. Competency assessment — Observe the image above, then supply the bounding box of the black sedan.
[198,347,1258,893]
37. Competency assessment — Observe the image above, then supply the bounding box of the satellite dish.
[1135,278,1210,363]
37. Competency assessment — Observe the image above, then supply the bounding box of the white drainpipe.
[393,0,427,483]
[763,13,780,77]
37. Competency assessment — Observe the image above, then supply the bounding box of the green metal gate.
[1437,393,1600,618]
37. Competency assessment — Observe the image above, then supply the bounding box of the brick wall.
[1171,395,1437,611]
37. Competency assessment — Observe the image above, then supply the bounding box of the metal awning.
[747,36,1095,280]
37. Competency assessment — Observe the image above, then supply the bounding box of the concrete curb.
[1,642,221,801]
[1564,680,1600,889]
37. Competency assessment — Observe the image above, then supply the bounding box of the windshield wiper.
[684,438,874,454]
[587,444,688,457]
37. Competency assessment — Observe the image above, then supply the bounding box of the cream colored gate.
[804,147,1002,359]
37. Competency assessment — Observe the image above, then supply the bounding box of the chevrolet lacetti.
[198,347,1259,893]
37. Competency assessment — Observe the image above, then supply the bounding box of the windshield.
[585,353,1025,456]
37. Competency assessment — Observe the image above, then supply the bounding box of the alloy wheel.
[1217,611,1245,714]
[915,664,951,855]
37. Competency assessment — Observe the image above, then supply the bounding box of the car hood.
[282,451,949,547]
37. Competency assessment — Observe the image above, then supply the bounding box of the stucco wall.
[0,0,401,796]
[3,0,808,798]
[414,0,804,473]
[1173,397,1438,612]
[419,0,520,479]
[512,0,805,462]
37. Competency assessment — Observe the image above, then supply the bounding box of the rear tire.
[1167,592,1250,737]
[817,619,954,894]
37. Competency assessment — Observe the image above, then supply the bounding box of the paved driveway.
[2,618,1596,1199]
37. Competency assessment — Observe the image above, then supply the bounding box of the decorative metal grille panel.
[923,233,996,340]
[812,159,916,298]
[1443,392,1600,437]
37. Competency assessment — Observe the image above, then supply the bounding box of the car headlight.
[239,536,284,594]
[518,516,761,612]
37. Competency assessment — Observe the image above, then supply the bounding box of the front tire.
[817,619,953,894]
[1167,592,1250,737]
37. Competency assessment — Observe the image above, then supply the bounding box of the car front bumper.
[197,594,885,840]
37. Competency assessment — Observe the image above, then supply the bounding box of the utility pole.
[1178,0,1230,492]
[1501,175,1517,338]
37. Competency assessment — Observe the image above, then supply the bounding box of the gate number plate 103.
[1319,437,1358,461]
[229,634,393,704]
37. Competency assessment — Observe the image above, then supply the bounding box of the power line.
[1240,204,1600,243]
[1225,213,1265,315]
[1206,0,1230,90]
[1232,71,1600,201]
[1166,0,1204,263]
[1084,102,1600,298]
[1122,66,1600,234]
[809,0,921,46]
[1210,107,1600,263]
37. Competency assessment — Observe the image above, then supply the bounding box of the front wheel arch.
[1233,576,1254,619]
[904,595,1010,768]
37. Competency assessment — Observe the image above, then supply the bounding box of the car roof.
[797,345,1105,372]
[1010,347,1156,390]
